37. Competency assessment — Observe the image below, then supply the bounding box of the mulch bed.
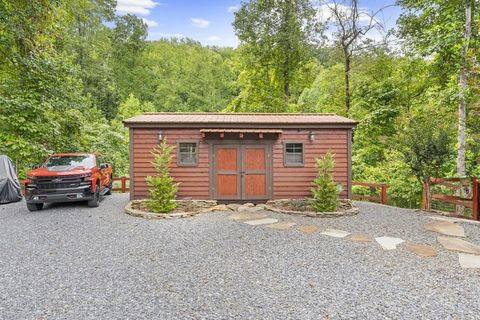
[264,199,359,217]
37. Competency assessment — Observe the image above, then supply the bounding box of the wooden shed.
[124,113,357,202]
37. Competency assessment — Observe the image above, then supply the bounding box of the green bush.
[145,139,178,213]
[311,152,340,212]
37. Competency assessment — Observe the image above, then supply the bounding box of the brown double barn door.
[213,144,272,201]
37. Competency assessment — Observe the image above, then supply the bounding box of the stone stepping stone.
[320,229,350,238]
[267,221,296,230]
[348,233,372,243]
[458,253,480,269]
[229,212,267,221]
[406,243,438,257]
[424,221,465,237]
[375,236,405,250]
[238,206,264,213]
[297,225,318,234]
[244,218,278,226]
[227,203,241,211]
[437,236,480,255]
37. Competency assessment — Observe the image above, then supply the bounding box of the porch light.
[309,131,315,141]
[158,130,164,142]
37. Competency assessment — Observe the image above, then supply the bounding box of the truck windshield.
[43,155,95,170]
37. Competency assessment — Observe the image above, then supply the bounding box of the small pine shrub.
[145,138,178,213]
[311,152,340,212]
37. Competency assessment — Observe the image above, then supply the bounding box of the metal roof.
[124,112,357,128]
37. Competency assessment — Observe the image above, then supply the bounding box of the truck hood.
[27,167,93,177]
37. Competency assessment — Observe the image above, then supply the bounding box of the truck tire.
[27,203,43,212]
[87,185,100,207]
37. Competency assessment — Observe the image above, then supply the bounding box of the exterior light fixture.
[158,130,164,142]
[309,131,315,141]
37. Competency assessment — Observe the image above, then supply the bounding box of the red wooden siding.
[131,128,349,200]
[132,129,209,199]
[273,129,348,199]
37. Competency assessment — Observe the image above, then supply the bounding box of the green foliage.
[311,152,340,212]
[144,39,237,112]
[230,0,323,111]
[145,139,178,213]
[353,151,423,208]
[397,0,479,84]
[397,113,454,184]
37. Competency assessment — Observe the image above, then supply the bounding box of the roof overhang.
[199,129,283,133]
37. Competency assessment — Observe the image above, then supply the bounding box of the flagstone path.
[424,220,465,237]
[437,236,480,255]
[375,236,405,250]
[320,228,350,238]
[227,204,480,269]
[405,243,438,257]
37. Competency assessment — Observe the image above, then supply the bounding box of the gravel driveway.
[1,194,479,319]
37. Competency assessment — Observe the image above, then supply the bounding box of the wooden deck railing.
[422,177,479,221]
[19,176,130,194]
[352,181,388,205]
[112,176,130,193]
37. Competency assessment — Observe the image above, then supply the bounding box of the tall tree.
[320,0,389,115]
[232,0,322,110]
[397,0,479,177]
[63,0,119,119]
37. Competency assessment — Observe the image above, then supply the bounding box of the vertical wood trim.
[208,142,213,199]
[347,129,352,199]
[129,128,134,200]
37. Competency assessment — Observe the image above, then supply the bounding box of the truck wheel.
[105,175,113,195]
[27,203,43,212]
[87,186,100,207]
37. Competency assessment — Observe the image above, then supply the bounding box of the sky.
[115,0,403,47]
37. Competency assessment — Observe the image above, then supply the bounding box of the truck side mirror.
[99,163,108,169]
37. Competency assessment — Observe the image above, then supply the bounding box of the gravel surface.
[1,194,480,319]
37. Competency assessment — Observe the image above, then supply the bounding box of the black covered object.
[0,155,22,204]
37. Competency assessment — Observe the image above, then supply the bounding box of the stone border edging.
[124,200,230,219]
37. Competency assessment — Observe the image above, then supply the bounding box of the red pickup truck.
[24,153,113,211]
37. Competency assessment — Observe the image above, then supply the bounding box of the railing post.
[472,177,479,221]
[422,181,429,210]
[121,177,126,193]
[381,184,387,205]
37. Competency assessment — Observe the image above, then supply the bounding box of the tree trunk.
[456,0,471,214]
[457,0,471,178]
[344,51,351,116]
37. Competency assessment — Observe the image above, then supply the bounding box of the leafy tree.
[320,0,390,115]
[231,0,322,110]
[397,114,454,185]
[111,14,149,102]
[145,39,237,112]
[397,0,480,177]
[311,152,340,212]
[0,0,87,175]
[145,139,178,213]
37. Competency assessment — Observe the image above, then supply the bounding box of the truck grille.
[37,175,85,190]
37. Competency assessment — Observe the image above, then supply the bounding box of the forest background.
[1,0,478,208]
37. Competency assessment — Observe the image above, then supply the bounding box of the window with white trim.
[284,142,304,166]
[178,142,198,165]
